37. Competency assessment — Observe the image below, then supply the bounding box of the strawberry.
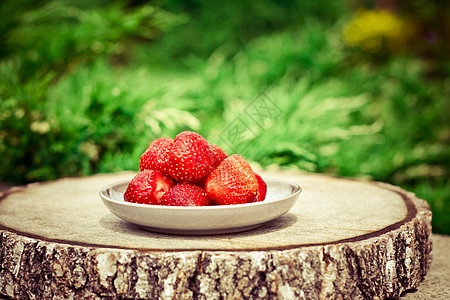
[193,144,227,189]
[209,144,228,167]
[139,137,174,177]
[254,173,267,202]
[124,170,175,205]
[160,183,212,206]
[193,176,207,189]
[205,154,258,205]
[195,144,228,188]
[167,131,216,183]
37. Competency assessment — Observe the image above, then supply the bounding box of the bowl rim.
[99,177,302,211]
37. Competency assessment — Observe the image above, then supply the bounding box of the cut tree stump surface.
[0,171,432,299]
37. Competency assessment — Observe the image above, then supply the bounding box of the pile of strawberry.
[124,131,267,206]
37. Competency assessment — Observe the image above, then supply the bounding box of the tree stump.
[0,171,432,299]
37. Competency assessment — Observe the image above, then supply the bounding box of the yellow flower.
[343,9,415,53]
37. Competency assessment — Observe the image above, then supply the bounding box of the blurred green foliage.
[0,0,449,234]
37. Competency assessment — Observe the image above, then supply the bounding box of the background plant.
[0,0,448,234]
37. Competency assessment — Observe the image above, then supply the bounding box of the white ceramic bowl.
[99,178,301,235]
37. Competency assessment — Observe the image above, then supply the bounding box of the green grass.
[0,1,449,234]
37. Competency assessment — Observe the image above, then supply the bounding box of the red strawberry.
[205,154,258,205]
[193,144,227,188]
[167,131,216,183]
[254,173,267,202]
[193,177,207,189]
[160,183,212,206]
[209,144,228,167]
[139,137,174,177]
[124,170,175,205]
